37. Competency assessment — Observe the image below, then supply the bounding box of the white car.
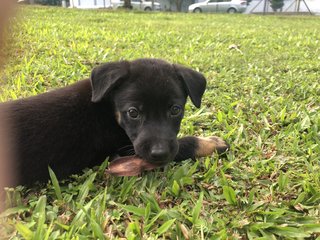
[112,0,161,11]
[188,0,247,13]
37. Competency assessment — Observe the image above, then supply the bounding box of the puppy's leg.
[174,136,229,162]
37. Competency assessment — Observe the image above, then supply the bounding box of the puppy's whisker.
[116,145,135,156]
[117,145,134,151]
[127,150,136,156]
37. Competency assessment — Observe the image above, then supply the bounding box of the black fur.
[0,58,207,185]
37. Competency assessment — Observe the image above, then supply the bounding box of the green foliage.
[1,6,320,239]
[35,0,63,6]
[270,0,284,12]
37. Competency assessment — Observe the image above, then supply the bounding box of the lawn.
[1,6,320,239]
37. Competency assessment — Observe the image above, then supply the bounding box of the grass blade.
[15,223,33,240]
[120,204,145,217]
[48,167,62,200]
[157,219,176,235]
[192,192,203,224]
[34,195,47,239]
[77,173,96,205]
[223,186,237,205]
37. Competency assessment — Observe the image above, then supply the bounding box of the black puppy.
[0,58,228,185]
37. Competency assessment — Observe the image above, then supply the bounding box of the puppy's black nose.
[150,146,169,161]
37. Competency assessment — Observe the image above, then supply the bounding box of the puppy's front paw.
[195,136,229,157]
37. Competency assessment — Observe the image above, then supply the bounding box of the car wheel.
[227,8,237,13]
[144,7,152,11]
[193,8,202,13]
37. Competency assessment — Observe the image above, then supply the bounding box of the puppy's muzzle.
[135,138,178,164]
[150,144,170,162]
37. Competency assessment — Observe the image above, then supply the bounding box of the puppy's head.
[90,58,206,165]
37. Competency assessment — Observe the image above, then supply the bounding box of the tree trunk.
[124,0,132,9]
[175,0,182,11]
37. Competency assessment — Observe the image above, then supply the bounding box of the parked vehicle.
[112,0,161,11]
[188,0,247,13]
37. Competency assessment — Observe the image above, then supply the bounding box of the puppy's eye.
[127,107,140,119]
[170,105,182,117]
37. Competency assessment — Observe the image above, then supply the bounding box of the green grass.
[1,6,320,239]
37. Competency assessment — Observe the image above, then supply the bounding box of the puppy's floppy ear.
[173,64,207,108]
[90,61,130,103]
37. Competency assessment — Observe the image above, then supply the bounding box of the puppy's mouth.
[116,142,177,165]
[116,146,171,165]
[135,153,171,166]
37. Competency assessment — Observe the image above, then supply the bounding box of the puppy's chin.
[147,158,172,166]
[137,150,178,166]
[145,159,171,167]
